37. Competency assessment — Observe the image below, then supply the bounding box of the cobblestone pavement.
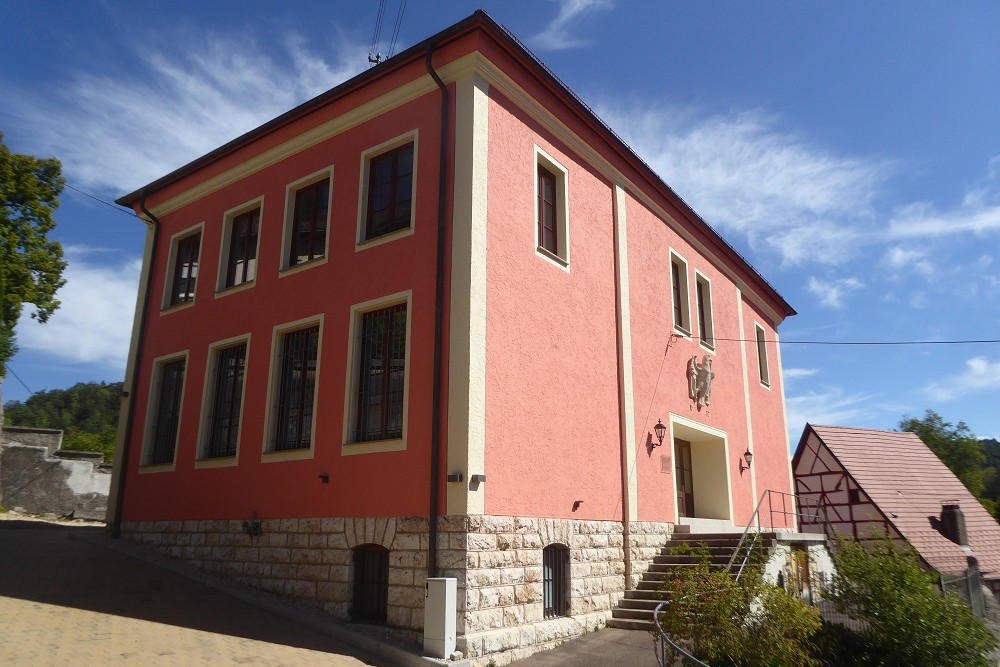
[0,518,384,666]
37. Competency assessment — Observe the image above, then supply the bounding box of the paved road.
[0,519,383,667]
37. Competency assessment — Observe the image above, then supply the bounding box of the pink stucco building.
[110,11,796,664]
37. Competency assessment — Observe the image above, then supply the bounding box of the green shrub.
[656,542,821,667]
[827,536,996,667]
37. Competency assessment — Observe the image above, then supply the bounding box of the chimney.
[940,502,968,547]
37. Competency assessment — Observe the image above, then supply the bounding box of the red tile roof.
[808,424,1000,580]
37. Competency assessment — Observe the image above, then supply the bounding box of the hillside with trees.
[2,381,122,462]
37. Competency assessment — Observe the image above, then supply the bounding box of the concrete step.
[625,589,666,601]
[606,617,654,631]
[616,598,659,611]
[611,607,655,621]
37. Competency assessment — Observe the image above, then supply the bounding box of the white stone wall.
[121,514,674,665]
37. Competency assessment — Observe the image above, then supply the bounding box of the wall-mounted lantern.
[739,448,753,474]
[653,419,666,448]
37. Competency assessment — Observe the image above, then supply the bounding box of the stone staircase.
[607,531,778,631]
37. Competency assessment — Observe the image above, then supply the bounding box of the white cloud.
[785,387,879,434]
[784,368,819,379]
[807,276,864,309]
[530,0,613,51]
[598,105,889,266]
[2,29,368,195]
[14,253,141,371]
[925,356,1000,402]
[880,246,934,278]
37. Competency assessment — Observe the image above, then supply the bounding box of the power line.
[2,364,34,397]
[704,336,1000,347]
[369,0,387,66]
[387,0,408,58]
[63,183,137,218]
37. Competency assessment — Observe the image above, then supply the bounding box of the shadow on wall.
[0,427,110,521]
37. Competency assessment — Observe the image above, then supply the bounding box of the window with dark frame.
[352,544,389,624]
[537,165,558,255]
[273,325,319,451]
[696,277,713,348]
[543,544,568,618]
[365,142,413,241]
[289,179,329,267]
[148,358,185,465]
[354,303,407,443]
[756,325,770,386]
[169,233,201,306]
[204,343,247,459]
[225,208,259,288]
[671,261,683,328]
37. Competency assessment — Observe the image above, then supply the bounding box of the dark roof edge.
[117,9,794,318]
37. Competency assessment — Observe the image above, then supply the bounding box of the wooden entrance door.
[675,438,694,518]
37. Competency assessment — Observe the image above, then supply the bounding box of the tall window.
[169,232,201,306]
[537,165,557,255]
[354,303,407,442]
[755,324,770,386]
[289,179,329,267]
[204,343,247,458]
[225,208,259,288]
[365,142,413,241]
[695,274,714,349]
[352,544,389,624]
[543,544,569,618]
[273,325,319,451]
[670,253,690,332]
[147,358,185,465]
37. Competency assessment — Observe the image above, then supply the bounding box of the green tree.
[827,536,996,666]
[3,381,122,462]
[0,132,67,420]
[656,543,821,666]
[900,409,987,498]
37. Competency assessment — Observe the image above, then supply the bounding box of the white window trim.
[261,314,324,462]
[139,350,189,473]
[279,167,333,274]
[754,322,771,388]
[196,334,251,469]
[355,130,418,251]
[694,271,715,351]
[161,222,205,313]
[533,145,570,272]
[669,249,692,336]
[216,197,264,297]
[341,289,412,456]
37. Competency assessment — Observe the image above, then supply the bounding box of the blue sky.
[2,1,999,443]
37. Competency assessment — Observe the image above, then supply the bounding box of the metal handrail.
[653,598,711,667]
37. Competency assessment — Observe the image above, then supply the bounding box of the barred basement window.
[352,544,389,624]
[147,358,185,465]
[204,343,247,458]
[353,303,407,442]
[543,544,569,618]
[273,325,319,451]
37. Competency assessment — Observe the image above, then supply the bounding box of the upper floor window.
[755,324,770,386]
[284,174,330,269]
[144,356,186,466]
[223,206,260,289]
[534,147,570,268]
[695,273,714,349]
[167,230,201,307]
[670,252,690,333]
[363,142,414,241]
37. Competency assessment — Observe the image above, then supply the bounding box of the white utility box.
[423,577,457,658]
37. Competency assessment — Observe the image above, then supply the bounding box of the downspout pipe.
[110,193,160,538]
[425,46,449,578]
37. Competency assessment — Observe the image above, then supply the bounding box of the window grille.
[352,544,389,624]
[365,143,413,240]
[149,359,185,465]
[273,326,319,451]
[354,303,406,442]
[543,544,568,618]
[205,343,246,458]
